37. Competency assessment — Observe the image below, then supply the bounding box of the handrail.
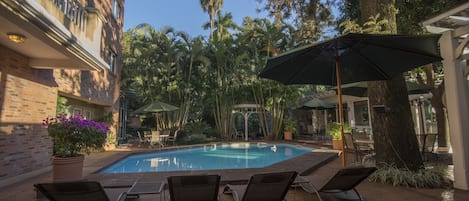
[52,0,87,30]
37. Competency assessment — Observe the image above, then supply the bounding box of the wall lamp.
[7,33,26,44]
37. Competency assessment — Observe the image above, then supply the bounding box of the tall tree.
[258,0,334,44]
[200,0,224,39]
[361,0,423,171]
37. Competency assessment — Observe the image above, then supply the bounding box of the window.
[84,110,92,120]
[112,0,121,20]
[109,49,117,73]
[353,100,369,126]
[73,108,82,116]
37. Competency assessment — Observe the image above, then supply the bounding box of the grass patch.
[368,164,452,188]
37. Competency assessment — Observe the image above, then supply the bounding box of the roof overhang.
[0,0,109,71]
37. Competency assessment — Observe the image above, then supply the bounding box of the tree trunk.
[361,0,423,171]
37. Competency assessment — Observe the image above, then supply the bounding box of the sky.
[123,0,269,37]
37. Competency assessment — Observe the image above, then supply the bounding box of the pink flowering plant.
[43,114,109,157]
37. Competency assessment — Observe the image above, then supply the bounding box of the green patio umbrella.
[259,33,441,167]
[336,81,432,97]
[131,101,179,130]
[298,98,335,110]
[131,101,179,114]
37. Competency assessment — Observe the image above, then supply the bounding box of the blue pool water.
[100,143,311,173]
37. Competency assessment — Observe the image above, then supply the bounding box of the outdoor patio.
[0,141,467,201]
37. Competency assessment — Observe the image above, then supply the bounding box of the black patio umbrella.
[298,98,335,110]
[336,81,432,97]
[259,33,441,167]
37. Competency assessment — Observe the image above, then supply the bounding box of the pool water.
[100,143,311,173]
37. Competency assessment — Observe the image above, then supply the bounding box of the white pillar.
[244,112,249,141]
[440,30,469,190]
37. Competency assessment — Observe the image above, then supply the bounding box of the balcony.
[0,0,109,71]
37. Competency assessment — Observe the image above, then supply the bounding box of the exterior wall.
[0,46,55,180]
[0,0,123,181]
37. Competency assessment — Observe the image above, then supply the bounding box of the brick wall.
[0,46,56,180]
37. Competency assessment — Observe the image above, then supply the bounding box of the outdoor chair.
[167,174,221,201]
[232,128,243,140]
[298,166,377,201]
[34,181,127,201]
[223,171,298,201]
[343,133,361,162]
[166,129,179,145]
[418,133,438,160]
[150,130,163,148]
[137,130,149,147]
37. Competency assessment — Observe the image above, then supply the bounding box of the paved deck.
[0,141,468,201]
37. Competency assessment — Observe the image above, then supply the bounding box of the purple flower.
[43,114,110,157]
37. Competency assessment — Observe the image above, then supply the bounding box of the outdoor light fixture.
[7,33,26,43]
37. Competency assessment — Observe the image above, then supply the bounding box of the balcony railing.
[52,0,87,30]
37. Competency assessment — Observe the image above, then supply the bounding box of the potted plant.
[283,118,297,141]
[43,114,109,181]
[327,122,351,150]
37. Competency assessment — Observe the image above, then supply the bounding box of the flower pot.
[284,131,293,141]
[52,154,85,182]
[332,139,343,150]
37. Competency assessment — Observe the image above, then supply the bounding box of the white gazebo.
[233,104,262,141]
[422,2,469,190]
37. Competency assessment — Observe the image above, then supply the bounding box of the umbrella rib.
[351,48,392,79]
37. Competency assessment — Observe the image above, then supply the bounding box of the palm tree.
[200,0,224,39]
[203,12,238,41]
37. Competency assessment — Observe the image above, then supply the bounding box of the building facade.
[0,0,124,181]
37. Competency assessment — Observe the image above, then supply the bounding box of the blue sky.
[124,0,269,37]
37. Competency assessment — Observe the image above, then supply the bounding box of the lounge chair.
[223,171,298,201]
[299,166,377,201]
[34,181,127,201]
[167,174,221,201]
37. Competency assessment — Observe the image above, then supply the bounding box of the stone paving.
[0,141,468,201]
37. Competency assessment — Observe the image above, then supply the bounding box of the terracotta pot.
[52,154,85,182]
[332,139,343,150]
[284,131,293,141]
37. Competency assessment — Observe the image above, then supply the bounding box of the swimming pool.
[100,143,312,173]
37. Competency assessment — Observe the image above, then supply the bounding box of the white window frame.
[109,49,117,74]
[112,0,121,20]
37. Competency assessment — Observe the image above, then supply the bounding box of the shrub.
[326,122,351,140]
[43,114,109,157]
[368,164,452,188]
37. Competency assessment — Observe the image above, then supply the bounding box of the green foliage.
[368,164,452,188]
[56,96,70,115]
[183,121,211,135]
[339,14,389,34]
[326,122,351,140]
[283,118,297,133]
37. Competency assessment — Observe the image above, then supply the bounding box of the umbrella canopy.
[131,101,179,115]
[259,33,442,167]
[298,98,335,110]
[336,81,432,97]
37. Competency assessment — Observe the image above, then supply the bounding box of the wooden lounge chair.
[34,181,127,201]
[223,171,298,201]
[167,174,221,201]
[298,166,377,201]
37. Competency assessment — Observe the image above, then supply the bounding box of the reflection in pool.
[100,143,311,173]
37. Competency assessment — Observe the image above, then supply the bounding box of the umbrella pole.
[335,41,346,168]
